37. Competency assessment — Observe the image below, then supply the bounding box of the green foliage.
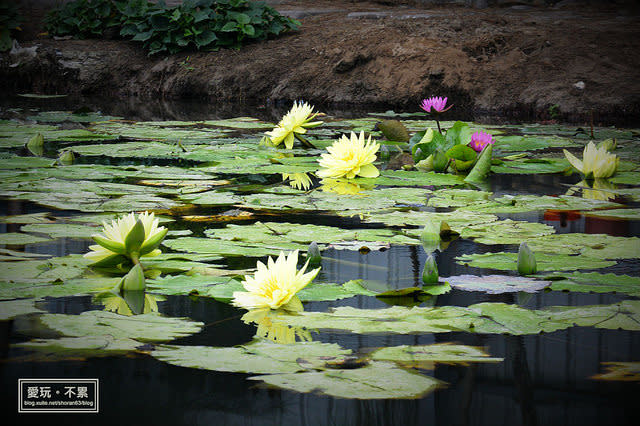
[45,0,300,55]
[0,0,22,51]
[44,0,119,38]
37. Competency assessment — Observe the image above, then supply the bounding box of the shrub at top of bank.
[0,0,22,51]
[45,0,300,55]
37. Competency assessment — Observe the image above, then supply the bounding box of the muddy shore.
[1,1,639,124]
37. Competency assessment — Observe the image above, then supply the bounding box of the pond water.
[1,97,639,425]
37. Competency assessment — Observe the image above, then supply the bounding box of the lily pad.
[459,219,556,245]
[20,223,98,239]
[545,272,640,296]
[251,361,441,399]
[152,341,352,374]
[0,232,50,245]
[0,278,119,300]
[455,252,616,271]
[40,310,203,342]
[526,234,640,260]
[446,275,551,294]
[370,343,503,364]
[0,299,45,320]
[583,208,640,220]
[14,336,142,359]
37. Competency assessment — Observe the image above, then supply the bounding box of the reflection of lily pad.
[456,252,616,271]
[446,275,551,294]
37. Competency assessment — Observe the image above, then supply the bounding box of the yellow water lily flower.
[265,101,323,149]
[241,308,312,344]
[232,250,320,311]
[563,142,618,179]
[317,131,380,179]
[282,172,312,190]
[84,211,167,266]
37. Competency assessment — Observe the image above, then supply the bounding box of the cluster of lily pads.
[1,98,639,398]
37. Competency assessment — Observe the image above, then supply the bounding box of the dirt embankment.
[1,1,639,124]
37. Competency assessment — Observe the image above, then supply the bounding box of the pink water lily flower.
[420,96,452,114]
[469,131,494,152]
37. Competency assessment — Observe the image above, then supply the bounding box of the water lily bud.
[124,219,146,257]
[57,150,75,165]
[517,242,537,275]
[420,220,441,254]
[432,149,449,173]
[26,132,44,156]
[119,263,146,291]
[306,241,322,265]
[422,254,439,285]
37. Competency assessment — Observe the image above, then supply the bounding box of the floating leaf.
[370,343,503,364]
[456,252,616,272]
[0,299,44,320]
[14,336,142,359]
[153,341,352,375]
[446,275,550,294]
[0,232,50,245]
[545,272,640,296]
[40,311,203,342]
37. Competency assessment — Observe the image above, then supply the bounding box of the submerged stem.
[294,133,317,149]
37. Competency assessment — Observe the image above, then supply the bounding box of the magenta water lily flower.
[420,96,452,114]
[469,131,494,152]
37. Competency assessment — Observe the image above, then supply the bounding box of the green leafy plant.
[0,0,22,51]
[45,0,300,55]
[44,0,120,38]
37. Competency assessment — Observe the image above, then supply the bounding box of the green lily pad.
[427,189,491,208]
[40,310,203,342]
[14,336,142,359]
[27,111,121,123]
[20,223,98,239]
[545,272,640,296]
[0,299,45,320]
[0,278,119,300]
[163,237,303,258]
[0,232,50,245]
[153,341,352,375]
[251,361,441,399]
[446,275,551,294]
[491,158,571,175]
[458,194,621,214]
[370,343,503,364]
[584,208,640,220]
[526,234,640,260]
[459,219,556,245]
[0,212,54,224]
[0,255,93,283]
[455,252,616,271]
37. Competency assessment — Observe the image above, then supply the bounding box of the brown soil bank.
[2,1,640,124]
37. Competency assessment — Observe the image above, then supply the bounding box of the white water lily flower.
[265,101,323,149]
[282,172,312,190]
[84,211,167,266]
[232,250,320,311]
[317,131,380,179]
[563,142,618,179]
